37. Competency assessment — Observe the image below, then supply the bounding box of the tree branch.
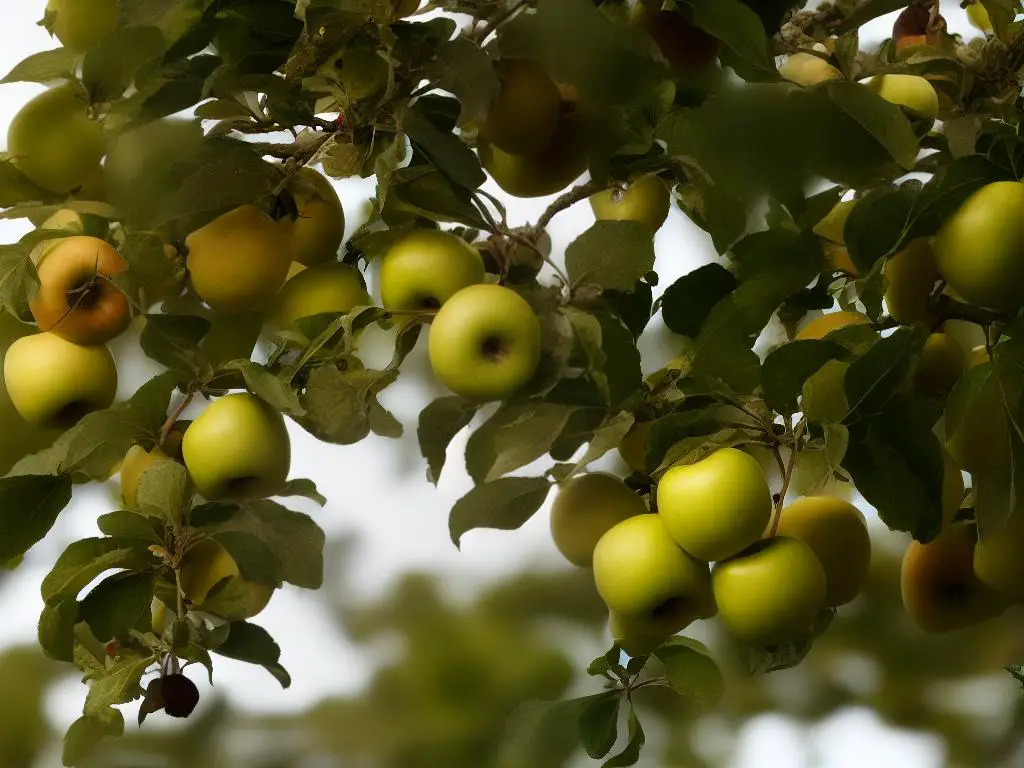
[472,0,534,43]
[534,179,605,232]
[769,421,803,537]
[935,294,1012,327]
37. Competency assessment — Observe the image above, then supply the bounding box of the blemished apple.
[3,332,117,429]
[549,473,648,567]
[589,174,671,234]
[273,262,370,330]
[427,283,542,400]
[185,205,293,313]
[378,229,485,311]
[712,536,827,647]
[774,496,871,606]
[182,393,291,501]
[657,447,774,563]
[280,167,346,266]
[592,514,715,628]
[30,235,130,345]
[7,85,105,195]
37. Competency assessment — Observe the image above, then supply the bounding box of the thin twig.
[534,178,605,232]
[160,390,195,448]
[769,421,804,537]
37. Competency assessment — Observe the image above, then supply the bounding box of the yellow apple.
[378,229,485,311]
[3,332,117,429]
[549,473,648,567]
[657,447,773,562]
[813,199,856,245]
[861,74,940,118]
[589,175,671,234]
[179,537,273,618]
[795,310,871,341]
[780,52,845,86]
[479,58,561,156]
[45,0,117,53]
[945,347,1010,473]
[884,238,939,325]
[427,284,542,400]
[185,205,292,313]
[280,167,345,266]
[967,1,993,32]
[0,314,57,473]
[120,428,186,511]
[273,262,370,329]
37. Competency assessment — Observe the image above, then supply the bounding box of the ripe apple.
[967,1,993,32]
[7,85,105,195]
[378,229,485,311]
[774,496,871,606]
[589,175,671,234]
[973,512,1024,600]
[280,167,345,266]
[795,310,870,341]
[3,332,117,429]
[618,420,652,474]
[861,74,940,119]
[30,235,130,345]
[0,315,58,473]
[609,609,695,658]
[185,205,293,313]
[712,536,827,646]
[933,181,1024,312]
[912,332,965,400]
[593,514,715,626]
[813,199,856,245]
[901,521,1009,632]
[181,393,291,501]
[780,52,845,87]
[45,0,117,52]
[657,447,773,563]
[273,262,370,330]
[479,59,561,156]
[892,4,943,52]
[120,429,186,511]
[427,284,542,400]
[549,473,648,567]
[884,237,939,325]
[639,10,720,72]
[179,537,273,618]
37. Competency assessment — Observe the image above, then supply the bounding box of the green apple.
[968,1,993,32]
[774,496,871,606]
[712,536,827,646]
[273,262,370,330]
[0,315,58,473]
[280,167,346,266]
[45,0,118,53]
[861,74,940,118]
[179,537,273,618]
[427,284,542,400]
[657,447,773,562]
[913,332,965,400]
[592,514,715,629]
[3,332,117,429]
[934,181,1024,312]
[378,229,485,311]
[181,393,291,501]
[884,237,939,325]
[549,473,648,567]
[8,85,105,195]
[151,597,170,636]
[479,58,561,156]
[589,175,671,234]
[902,521,1009,632]
[120,427,186,510]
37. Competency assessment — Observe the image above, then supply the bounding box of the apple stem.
[160,390,195,449]
[769,421,803,537]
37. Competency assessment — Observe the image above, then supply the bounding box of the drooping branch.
[533,178,605,232]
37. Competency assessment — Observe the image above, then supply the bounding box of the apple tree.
[1,0,1024,764]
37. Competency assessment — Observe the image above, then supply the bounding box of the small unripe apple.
[780,52,844,87]
[427,284,542,400]
[589,175,671,234]
[182,393,291,501]
[549,473,648,567]
[45,0,118,53]
[479,59,561,156]
[657,447,773,562]
[712,536,827,646]
[795,310,870,341]
[273,262,370,330]
[378,229,485,311]
[3,332,117,429]
[179,537,274,619]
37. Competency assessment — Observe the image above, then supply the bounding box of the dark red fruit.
[162,674,200,718]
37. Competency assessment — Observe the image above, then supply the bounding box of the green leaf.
[62,711,124,768]
[838,0,917,32]
[1006,664,1024,688]
[83,650,156,718]
[449,476,553,547]
[139,313,210,380]
[432,36,501,124]
[82,26,168,101]
[565,221,656,292]
[686,0,777,82]
[659,263,737,338]
[300,364,401,445]
[825,81,920,171]
[602,705,645,767]
[466,404,578,485]
[0,474,72,562]
[418,397,479,485]
[42,538,156,606]
[652,636,724,708]
[561,412,636,477]
[95,511,165,542]
[39,599,78,662]
[276,478,327,506]
[135,459,191,523]
[120,232,183,298]
[1,47,78,84]
[213,621,291,688]
[578,692,621,759]
[843,182,918,273]
[193,500,325,590]
[211,530,283,587]
[79,572,156,642]
[384,166,490,228]
[762,340,844,415]
[403,102,486,190]
[803,359,852,425]
[222,359,305,417]
[0,242,39,317]
[844,325,928,420]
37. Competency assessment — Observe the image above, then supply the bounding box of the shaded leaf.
[450,476,553,547]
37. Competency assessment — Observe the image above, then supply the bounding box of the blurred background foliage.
[1,528,1023,768]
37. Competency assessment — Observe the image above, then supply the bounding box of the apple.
[120,428,186,510]
[30,235,130,345]
[884,238,939,325]
[0,314,58,473]
[427,284,542,400]
[618,420,652,474]
[933,181,1024,312]
[592,514,715,627]
[780,52,845,87]
[967,1,993,33]
[946,350,1010,473]
[861,74,940,119]
[3,332,117,429]
[712,536,827,646]
[378,229,485,311]
[185,205,293,313]
[639,10,720,72]
[973,512,1024,600]
[273,262,370,330]
[795,310,871,341]
[901,521,1009,632]
[45,0,117,53]
[479,58,561,156]
[657,447,773,562]
[7,85,105,195]
[774,496,871,606]
[179,537,273,618]
[892,4,942,52]
[549,473,648,567]
[912,332,965,400]
[589,175,671,234]
[609,609,695,658]
[181,393,291,501]
[824,243,859,277]
[812,199,856,245]
[280,167,345,266]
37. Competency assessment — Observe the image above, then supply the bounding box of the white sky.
[0,3,993,767]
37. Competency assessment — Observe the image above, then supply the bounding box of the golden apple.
[281,167,345,266]
[618,420,652,474]
[974,512,1024,600]
[179,537,273,618]
[862,74,940,118]
[967,1,993,32]
[589,175,671,234]
[795,310,871,341]
[273,262,370,329]
[780,52,845,87]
